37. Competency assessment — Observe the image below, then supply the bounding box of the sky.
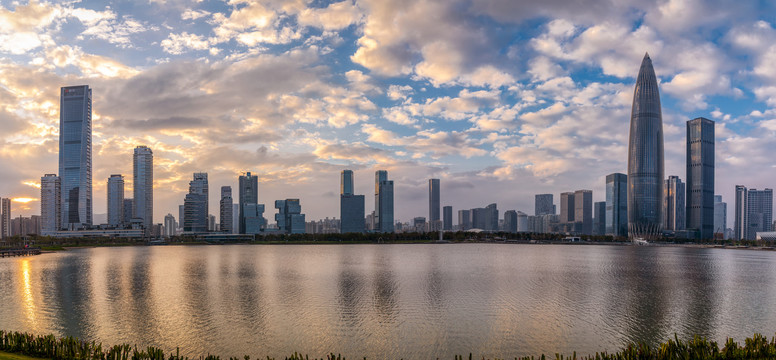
[1,0,776,227]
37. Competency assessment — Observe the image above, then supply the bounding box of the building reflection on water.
[2,244,776,359]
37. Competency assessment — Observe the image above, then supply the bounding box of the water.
[1,244,776,359]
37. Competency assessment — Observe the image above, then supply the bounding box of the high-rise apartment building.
[686,117,715,239]
[535,194,554,216]
[664,176,685,231]
[0,198,10,239]
[594,201,606,236]
[107,174,124,227]
[428,179,440,231]
[747,188,773,241]
[183,173,208,232]
[275,199,305,234]
[374,170,394,233]
[443,206,452,231]
[59,85,92,229]
[239,172,259,234]
[220,186,233,233]
[574,190,593,235]
[605,173,628,237]
[133,146,153,232]
[340,170,365,233]
[163,213,176,237]
[714,195,727,237]
[41,174,61,235]
[458,209,471,230]
[627,53,664,240]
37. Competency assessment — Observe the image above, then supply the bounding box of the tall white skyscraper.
[133,146,153,232]
[41,174,61,235]
[714,195,727,237]
[107,174,124,226]
[59,85,92,229]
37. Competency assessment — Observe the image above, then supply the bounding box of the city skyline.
[1,1,776,225]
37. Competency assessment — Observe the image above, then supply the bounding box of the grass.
[4,330,776,360]
[0,351,47,360]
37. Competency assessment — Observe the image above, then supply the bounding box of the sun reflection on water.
[20,259,37,326]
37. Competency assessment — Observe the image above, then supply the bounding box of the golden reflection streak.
[20,259,37,326]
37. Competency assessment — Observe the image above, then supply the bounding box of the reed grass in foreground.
[3,330,776,360]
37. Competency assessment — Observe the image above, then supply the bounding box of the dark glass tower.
[686,117,715,239]
[59,85,92,229]
[627,53,664,241]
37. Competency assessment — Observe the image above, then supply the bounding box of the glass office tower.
[627,53,664,241]
[59,85,92,229]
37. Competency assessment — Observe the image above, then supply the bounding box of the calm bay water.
[2,244,776,358]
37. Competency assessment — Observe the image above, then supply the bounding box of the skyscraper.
[714,195,727,237]
[535,194,554,216]
[443,205,452,231]
[428,179,440,231]
[232,204,239,234]
[594,201,606,236]
[560,192,575,224]
[107,174,124,227]
[574,190,593,235]
[239,172,259,234]
[0,198,10,239]
[340,170,365,234]
[341,170,354,196]
[504,210,517,233]
[663,176,685,231]
[458,209,471,230]
[374,170,394,233]
[627,53,664,241]
[746,188,773,240]
[734,185,747,240]
[686,117,715,240]
[59,85,92,229]
[133,146,153,232]
[183,173,208,232]
[605,173,628,237]
[124,199,133,225]
[41,174,61,235]
[220,186,233,233]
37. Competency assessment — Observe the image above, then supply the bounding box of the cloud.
[161,32,211,54]
[297,1,363,31]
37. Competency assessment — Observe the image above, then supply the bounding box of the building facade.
[663,175,686,231]
[734,185,747,240]
[59,85,93,229]
[107,174,124,227]
[747,188,773,241]
[220,186,233,233]
[605,173,628,237]
[560,192,575,225]
[163,213,176,237]
[41,174,61,235]
[686,117,715,239]
[627,53,664,240]
[123,199,133,225]
[239,172,259,234]
[133,146,153,232]
[504,210,517,233]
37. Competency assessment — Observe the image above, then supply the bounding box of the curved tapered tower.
[627,53,664,241]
